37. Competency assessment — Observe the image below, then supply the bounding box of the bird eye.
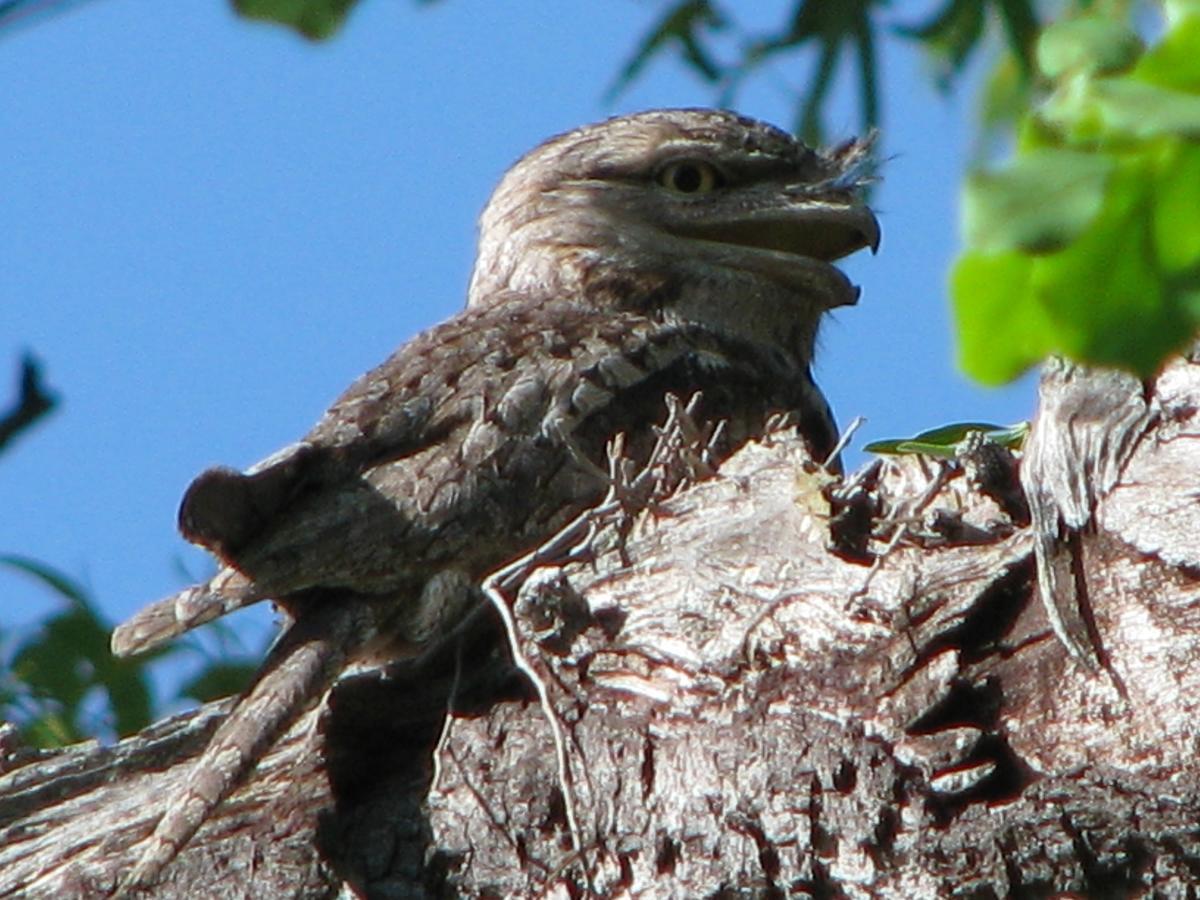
[656,160,724,195]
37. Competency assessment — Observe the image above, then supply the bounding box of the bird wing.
[113,295,822,658]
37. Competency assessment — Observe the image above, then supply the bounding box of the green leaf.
[232,0,358,40]
[956,146,1200,381]
[992,0,1039,76]
[2,555,160,742]
[1155,142,1200,273]
[952,251,1052,383]
[797,39,840,144]
[1027,154,1198,372]
[977,54,1033,146]
[957,8,1200,382]
[607,0,725,99]
[615,2,891,145]
[976,421,1029,449]
[1132,14,1200,91]
[1036,15,1143,79]
[1166,1,1200,25]
[852,10,879,136]
[12,610,100,709]
[1088,78,1200,139]
[20,712,78,749]
[1,554,90,609]
[963,149,1113,253]
[895,0,985,89]
[865,421,1027,457]
[898,0,1037,87]
[1037,16,1200,143]
[101,658,156,737]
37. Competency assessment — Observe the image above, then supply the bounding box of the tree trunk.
[3,356,1199,899]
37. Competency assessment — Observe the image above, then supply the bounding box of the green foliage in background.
[232,0,359,39]
[1,556,158,745]
[609,0,1038,144]
[0,556,256,747]
[954,3,1200,382]
[227,0,1039,143]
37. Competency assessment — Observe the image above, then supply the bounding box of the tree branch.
[2,357,1198,897]
[0,354,58,456]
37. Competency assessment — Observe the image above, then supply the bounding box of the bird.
[109,107,880,892]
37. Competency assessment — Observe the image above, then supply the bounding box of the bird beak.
[669,200,879,310]
[687,202,880,262]
[785,201,880,259]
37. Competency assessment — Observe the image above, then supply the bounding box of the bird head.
[467,108,879,364]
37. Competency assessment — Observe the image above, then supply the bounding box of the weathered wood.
[2,357,1198,898]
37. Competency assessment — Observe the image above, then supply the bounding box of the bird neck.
[468,229,823,373]
[581,246,825,372]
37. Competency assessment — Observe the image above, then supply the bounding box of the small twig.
[483,570,584,852]
[478,448,633,855]
[851,462,953,602]
[443,742,532,864]
[478,392,742,855]
[825,415,865,469]
[431,638,467,792]
[737,586,797,662]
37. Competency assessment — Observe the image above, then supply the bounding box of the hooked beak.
[671,200,880,309]
[679,201,880,261]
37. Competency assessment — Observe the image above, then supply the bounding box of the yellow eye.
[656,159,724,194]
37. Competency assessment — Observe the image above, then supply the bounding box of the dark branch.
[0,353,58,456]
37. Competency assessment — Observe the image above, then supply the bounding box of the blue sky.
[1,2,1031,690]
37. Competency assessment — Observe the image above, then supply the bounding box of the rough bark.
[2,355,1199,899]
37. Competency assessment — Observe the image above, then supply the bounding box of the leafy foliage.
[609,0,1038,143]
[223,0,1038,143]
[954,5,1200,382]
[0,556,257,747]
[898,0,1036,90]
[0,556,157,745]
[864,421,1028,457]
[233,0,358,39]
[607,1,728,96]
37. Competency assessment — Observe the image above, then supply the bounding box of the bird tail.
[114,595,371,895]
[110,568,266,658]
